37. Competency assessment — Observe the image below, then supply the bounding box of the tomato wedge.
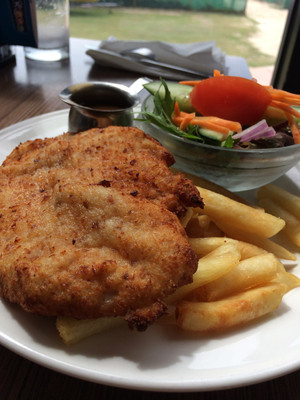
[190,76,272,126]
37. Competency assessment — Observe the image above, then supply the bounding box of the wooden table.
[1,38,300,400]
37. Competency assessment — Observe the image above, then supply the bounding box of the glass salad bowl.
[139,95,300,192]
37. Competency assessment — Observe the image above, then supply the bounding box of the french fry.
[167,242,241,304]
[258,197,300,247]
[215,222,297,261]
[186,215,211,237]
[56,316,124,345]
[186,215,223,238]
[258,184,300,219]
[180,207,194,228]
[176,283,288,333]
[273,269,300,290]
[196,187,285,238]
[190,253,279,302]
[272,258,300,290]
[189,237,266,260]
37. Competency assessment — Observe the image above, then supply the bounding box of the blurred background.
[69,0,291,84]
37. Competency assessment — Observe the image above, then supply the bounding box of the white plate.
[0,110,300,392]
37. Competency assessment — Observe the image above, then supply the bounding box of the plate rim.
[0,110,300,392]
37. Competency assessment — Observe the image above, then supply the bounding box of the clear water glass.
[24,0,69,62]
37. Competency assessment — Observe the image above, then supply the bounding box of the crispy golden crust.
[125,301,168,331]
[0,126,202,329]
[2,126,203,216]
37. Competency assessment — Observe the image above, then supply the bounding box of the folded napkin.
[86,36,228,80]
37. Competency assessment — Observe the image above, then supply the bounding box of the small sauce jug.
[59,78,149,133]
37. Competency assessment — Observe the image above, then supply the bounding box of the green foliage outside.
[70,7,275,67]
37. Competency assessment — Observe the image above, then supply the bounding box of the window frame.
[272,0,300,93]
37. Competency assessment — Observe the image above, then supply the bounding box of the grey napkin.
[86,36,228,79]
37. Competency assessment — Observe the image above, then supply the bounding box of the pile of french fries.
[257,184,300,248]
[172,182,299,333]
[56,177,300,345]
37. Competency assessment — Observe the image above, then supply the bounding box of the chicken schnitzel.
[2,126,202,217]
[0,126,203,330]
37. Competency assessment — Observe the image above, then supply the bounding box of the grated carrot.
[266,87,300,106]
[179,80,202,87]
[179,69,223,86]
[173,101,181,117]
[213,69,224,77]
[188,119,230,135]
[179,114,196,130]
[270,100,300,119]
[203,117,242,132]
[172,103,241,136]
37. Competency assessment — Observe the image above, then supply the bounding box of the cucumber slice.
[198,128,224,142]
[293,106,300,123]
[144,81,195,113]
[265,105,300,126]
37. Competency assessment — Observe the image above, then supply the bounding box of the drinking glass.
[25,0,69,62]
